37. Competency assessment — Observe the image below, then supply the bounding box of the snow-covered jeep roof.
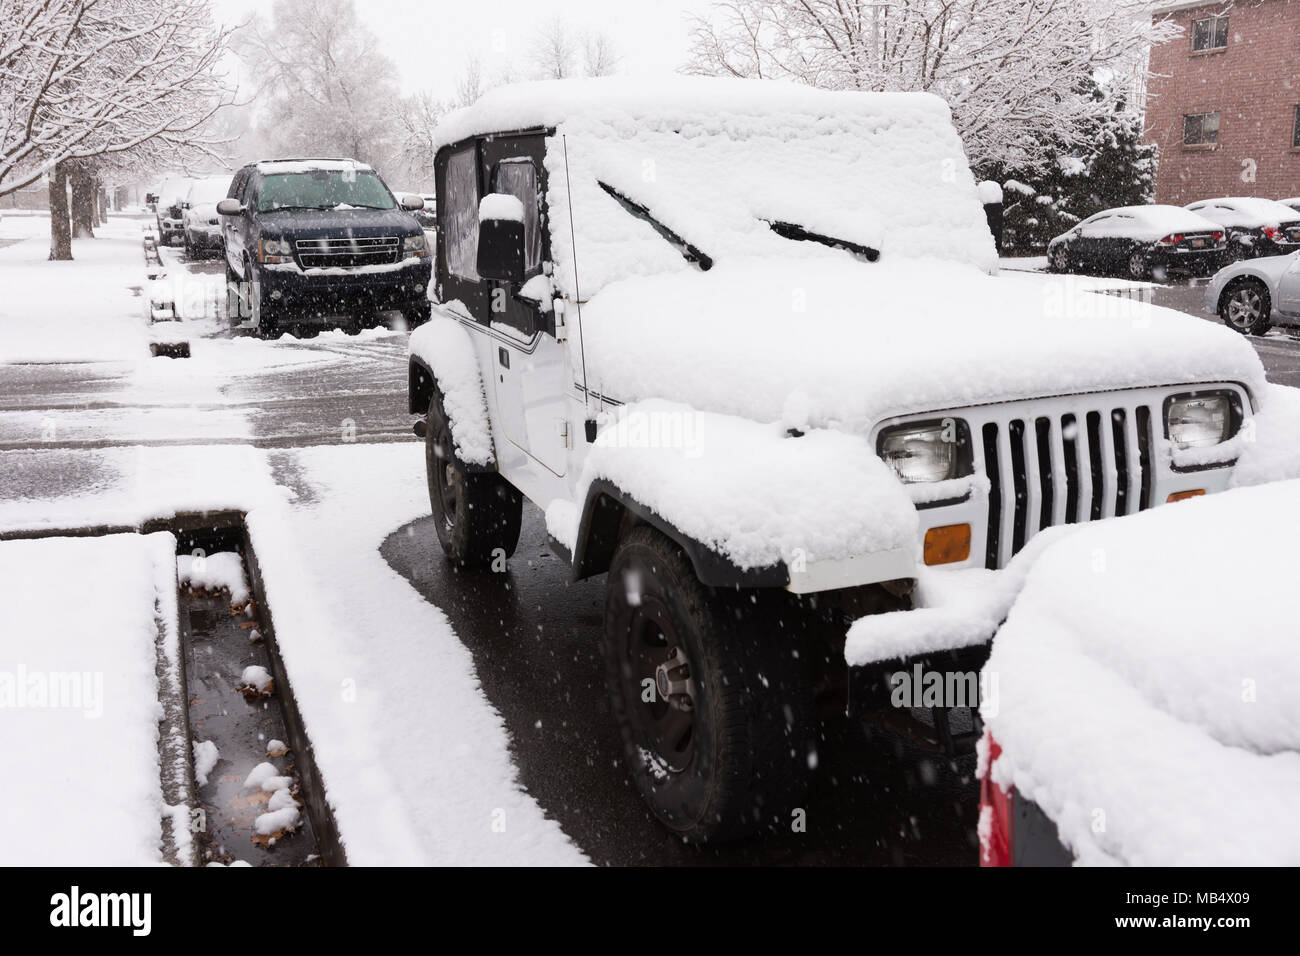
[436,77,999,293]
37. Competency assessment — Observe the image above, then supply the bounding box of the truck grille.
[980,403,1153,569]
[295,236,400,269]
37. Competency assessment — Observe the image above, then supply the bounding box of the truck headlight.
[1166,393,1233,448]
[405,234,427,257]
[877,419,971,484]
[262,238,285,256]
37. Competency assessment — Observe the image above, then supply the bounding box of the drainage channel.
[1,513,344,867]
[173,521,340,867]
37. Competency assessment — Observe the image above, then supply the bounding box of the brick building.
[1145,0,1300,205]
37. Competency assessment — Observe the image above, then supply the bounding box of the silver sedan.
[1204,251,1300,336]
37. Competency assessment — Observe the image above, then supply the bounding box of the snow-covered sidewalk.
[0,441,586,865]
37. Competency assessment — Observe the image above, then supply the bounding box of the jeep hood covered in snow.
[580,258,1268,433]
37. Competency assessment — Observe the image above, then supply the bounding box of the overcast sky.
[211,0,716,99]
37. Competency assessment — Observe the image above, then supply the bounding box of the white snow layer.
[0,533,175,865]
[407,316,496,465]
[435,77,997,300]
[578,258,1267,433]
[983,479,1300,865]
[177,551,250,605]
[193,740,220,787]
[479,193,526,222]
[562,400,919,570]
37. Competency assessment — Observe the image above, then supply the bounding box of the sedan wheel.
[1221,279,1272,337]
[1128,250,1149,280]
[1049,246,1071,274]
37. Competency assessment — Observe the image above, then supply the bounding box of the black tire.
[1219,277,1273,336]
[424,390,521,566]
[603,526,814,843]
[1127,248,1149,280]
[225,258,242,328]
[405,300,432,329]
[1048,245,1071,274]
[243,258,276,337]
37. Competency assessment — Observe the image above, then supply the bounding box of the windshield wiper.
[263,204,335,212]
[598,182,712,270]
[763,220,879,262]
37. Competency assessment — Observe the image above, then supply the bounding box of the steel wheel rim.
[621,597,696,775]
[1129,252,1145,277]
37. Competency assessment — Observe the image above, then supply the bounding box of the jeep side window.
[491,159,541,275]
[445,146,480,281]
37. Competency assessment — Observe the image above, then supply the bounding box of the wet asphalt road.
[382,509,980,866]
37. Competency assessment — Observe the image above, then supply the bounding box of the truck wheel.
[604,526,814,843]
[425,391,521,566]
[1220,278,1272,336]
[243,258,275,337]
[225,260,241,327]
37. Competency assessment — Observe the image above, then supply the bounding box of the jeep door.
[434,132,569,478]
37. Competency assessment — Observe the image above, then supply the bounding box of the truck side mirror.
[216,198,244,217]
[400,194,424,211]
[477,194,526,283]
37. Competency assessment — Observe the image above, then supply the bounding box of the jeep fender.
[408,317,497,470]
[567,479,789,589]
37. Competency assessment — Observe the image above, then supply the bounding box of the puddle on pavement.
[180,577,322,867]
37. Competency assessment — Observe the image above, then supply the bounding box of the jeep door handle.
[498,347,510,369]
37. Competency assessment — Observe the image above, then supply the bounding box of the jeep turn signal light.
[1167,490,1206,503]
[924,524,971,566]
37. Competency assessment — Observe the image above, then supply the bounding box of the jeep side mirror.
[400,194,424,211]
[477,194,526,283]
[216,198,244,217]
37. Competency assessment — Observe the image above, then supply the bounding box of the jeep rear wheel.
[424,391,522,566]
[1220,278,1272,336]
[603,526,814,843]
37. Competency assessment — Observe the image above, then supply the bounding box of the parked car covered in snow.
[153,175,196,245]
[216,158,431,335]
[1046,205,1225,279]
[407,78,1278,843]
[1185,196,1300,260]
[979,476,1300,866]
[182,174,232,258]
[1281,197,1300,215]
[1204,245,1300,336]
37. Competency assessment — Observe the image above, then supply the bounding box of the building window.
[1183,112,1220,146]
[1191,15,1229,52]
[1294,106,1300,149]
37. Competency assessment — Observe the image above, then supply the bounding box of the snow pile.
[479,193,525,222]
[983,479,1300,865]
[435,77,996,298]
[407,315,495,465]
[0,533,174,865]
[1232,383,1300,487]
[243,761,292,792]
[1062,204,1223,241]
[254,806,300,836]
[1188,196,1300,228]
[177,551,250,605]
[238,665,274,696]
[558,400,919,571]
[578,257,1267,433]
[193,740,220,787]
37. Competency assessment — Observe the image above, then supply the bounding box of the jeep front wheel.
[425,391,522,566]
[603,526,814,843]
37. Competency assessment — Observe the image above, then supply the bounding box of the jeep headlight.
[878,420,970,484]
[1166,393,1232,448]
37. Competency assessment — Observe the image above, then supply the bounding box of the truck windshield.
[257,170,395,212]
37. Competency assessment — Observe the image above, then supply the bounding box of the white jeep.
[408,78,1275,843]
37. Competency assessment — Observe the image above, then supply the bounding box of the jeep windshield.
[257,170,395,213]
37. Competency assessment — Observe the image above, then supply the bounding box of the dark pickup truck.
[217,158,432,335]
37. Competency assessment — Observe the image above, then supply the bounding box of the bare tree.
[531,16,580,80]
[236,0,402,171]
[684,0,1179,170]
[582,31,621,77]
[0,0,232,197]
